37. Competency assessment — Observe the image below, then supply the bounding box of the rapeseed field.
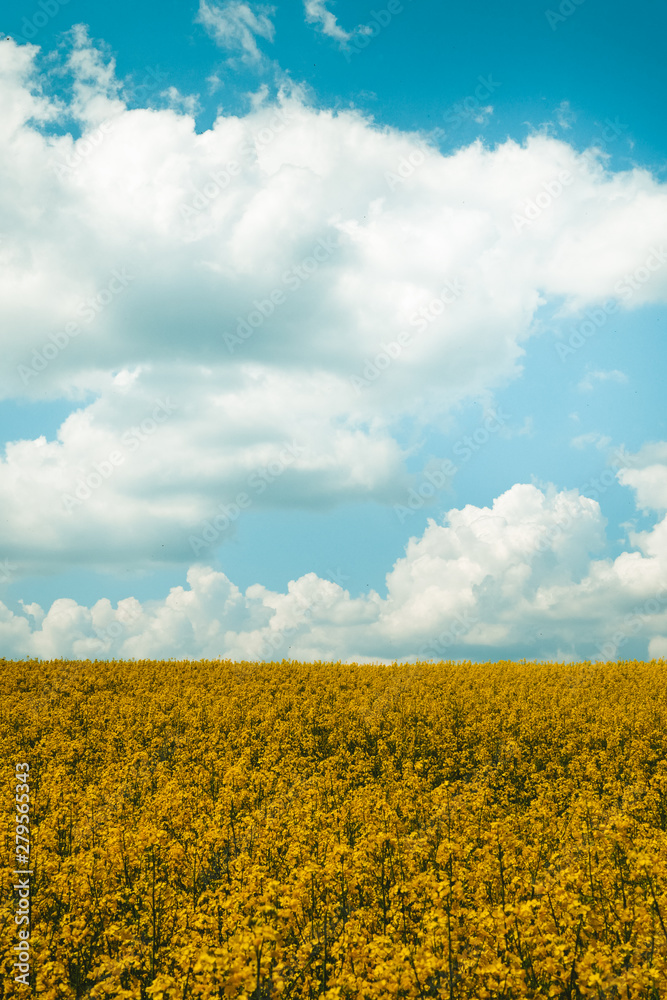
[1,657,666,999]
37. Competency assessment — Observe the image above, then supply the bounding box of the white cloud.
[617,442,667,513]
[571,431,612,450]
[649,635,667,658]
[577,368,628,392]
[159,86,201,118]
[2,460,667,662]
[4,39,667,410]
[2,36,667,581]
[196,1,275,62]
[0,366,409,575]
[0,34,58,139]
[66,25,125,124]
[471,105,494,125]
[303,1,353,44]
[556,100,576,130]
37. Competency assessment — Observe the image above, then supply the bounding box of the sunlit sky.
[1,0,666,662]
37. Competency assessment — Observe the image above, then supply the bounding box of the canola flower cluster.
[1,657,667,999]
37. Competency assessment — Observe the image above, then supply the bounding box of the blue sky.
[0,0,666,662]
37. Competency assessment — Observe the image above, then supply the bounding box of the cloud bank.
[1,33,667,662]
[2,443,667,662]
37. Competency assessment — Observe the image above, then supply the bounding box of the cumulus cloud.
[617,442,667,513]
[0,365,409,574]
[2,34,667,583]
[4,38,666,407]
[2,458,667,662]
[196,0,275,62]
[649,635,667,658]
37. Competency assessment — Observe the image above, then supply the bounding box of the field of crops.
[1,657,666,999]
